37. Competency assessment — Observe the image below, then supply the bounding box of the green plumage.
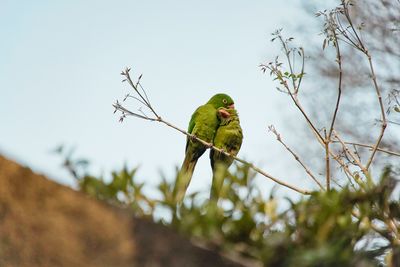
[210,108,243,200]
[173,94,235,203]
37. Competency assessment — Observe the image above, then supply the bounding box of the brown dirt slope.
[0,155,243,267]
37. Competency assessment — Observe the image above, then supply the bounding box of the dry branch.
[269,125,324,190]
[333,130,368,177]
[334,141,400,157]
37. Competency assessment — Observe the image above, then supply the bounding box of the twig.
[328,29,342,139]
[387,120,400,126]
[113,101,158,121]
[332,141,400,157]
[278,35,297,92]
[364,51,387,169]
[121,68,160,118]
[266,30,368,190]
[323,1,388,172]
[335,1,387,170]
[263,49,325,145]
[324,129,330,191]
[333,130,368,176]
[268,125,324,190]
[342,169,356,189]
[329,150,365,189]
[324,27,343,192]
[268,31,365,191]
[297,48,305,93]
[342,1,365,51]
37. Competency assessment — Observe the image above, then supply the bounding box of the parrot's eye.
[222,99,227,104]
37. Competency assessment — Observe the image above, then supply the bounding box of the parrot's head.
[207,93,235,110]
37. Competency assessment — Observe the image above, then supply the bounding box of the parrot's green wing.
[187,108,197,134]
[210,108,243,200]
[174,104,219,203]
[185,104,219,158]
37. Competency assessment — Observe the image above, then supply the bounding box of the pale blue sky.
[0,1,330,200]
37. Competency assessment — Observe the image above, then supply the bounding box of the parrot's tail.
[210,163,228,201]
[173,154,197,204]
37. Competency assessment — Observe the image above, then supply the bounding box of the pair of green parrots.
[173,93,243,203]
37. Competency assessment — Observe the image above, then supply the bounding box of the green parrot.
[173,94,235,203]
[210,107,243,200]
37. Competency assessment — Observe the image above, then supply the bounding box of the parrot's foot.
[188,134,197,142]
[206,142,214,149]
[218,148,226,155]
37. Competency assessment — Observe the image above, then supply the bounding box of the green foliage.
[78,167,154,216]
[55,146,154,216]
[57,149,399,266]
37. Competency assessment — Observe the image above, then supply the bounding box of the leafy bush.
[58,149,399,266]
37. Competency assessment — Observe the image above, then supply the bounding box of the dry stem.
[269,125,324,190]
[335,0,387,170]
[333,130,368,176]
[332,141,400,157]
[365,53,387,169]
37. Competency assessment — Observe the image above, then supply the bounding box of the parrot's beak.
[218,109,231,118]
[228,104,235,109]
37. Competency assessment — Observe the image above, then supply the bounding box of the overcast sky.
[1,1,335,201]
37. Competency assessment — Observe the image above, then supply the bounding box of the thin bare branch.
[324,26,344,192]
[333,130,369,176]
[333,141,400,157]
[342,168,356,189]
[328,30,342,139]
[333,1,388,170]
[296,47,305,94]
[113,101,158,122]
[263,61,325,144]
[278,35,297,91]
[125,94,150,107]
[323,1,388,172]
[342,1,365,51]
[329,150,362,188]
[121,68,160,118]
[289,89,325,145]
[324,129,331,191]
[364,52,387,169]
[269,125,325,190]
[162,117,313,195]
[387,120,400,126]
